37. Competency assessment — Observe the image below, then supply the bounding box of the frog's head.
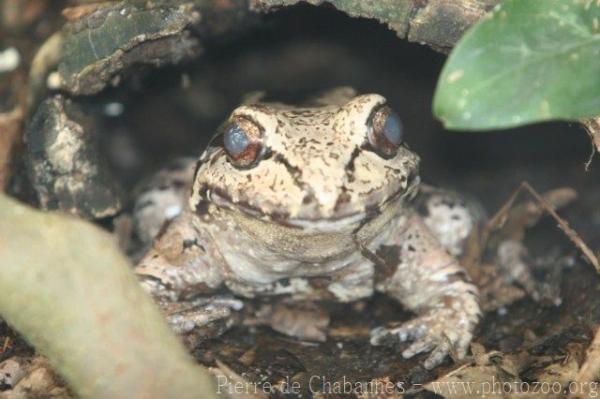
[190,93,420,232]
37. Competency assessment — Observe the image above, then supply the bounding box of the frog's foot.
[163,296,244,335]
[370,307,476,370]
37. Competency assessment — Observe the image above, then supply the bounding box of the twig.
[1,337,11,354]
[0,106,24,191]
[480,182,598,273]
[519,182,599,273]
[583,117,600,171]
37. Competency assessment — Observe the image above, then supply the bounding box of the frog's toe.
[166,297,244,334]
[422,340,453,370]
[369,326,390,345]
[370,312,473,369]
[371,323,450,369]
[370,321,425,346]
[370,326,397,345]
[402,338,437,359]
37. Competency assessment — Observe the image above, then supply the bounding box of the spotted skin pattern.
[134,88,481,369]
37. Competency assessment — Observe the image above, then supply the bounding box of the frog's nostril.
[302,194,314,204]
[333,191,352,212]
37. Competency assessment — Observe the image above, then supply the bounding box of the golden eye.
[223,117,264,168]
[367,105,403,158]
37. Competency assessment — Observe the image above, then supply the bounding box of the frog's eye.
[223,117,264,168]
[367,105,403,158]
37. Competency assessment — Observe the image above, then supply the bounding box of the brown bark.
[251,0,501,52]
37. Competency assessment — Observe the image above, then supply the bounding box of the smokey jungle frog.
[133,88,481,369]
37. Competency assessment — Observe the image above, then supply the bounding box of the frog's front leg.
[370,210,480,369]
[134,211,241,334]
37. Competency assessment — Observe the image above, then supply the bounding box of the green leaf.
[0,194,218,398]
[433,0,600,130]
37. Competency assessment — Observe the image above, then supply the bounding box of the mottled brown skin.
[134,88,481,369]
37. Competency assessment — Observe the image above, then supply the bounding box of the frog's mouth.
[286,178,420,232]
[201,174,420,232]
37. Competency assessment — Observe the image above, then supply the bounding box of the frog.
[133,87,481,370]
